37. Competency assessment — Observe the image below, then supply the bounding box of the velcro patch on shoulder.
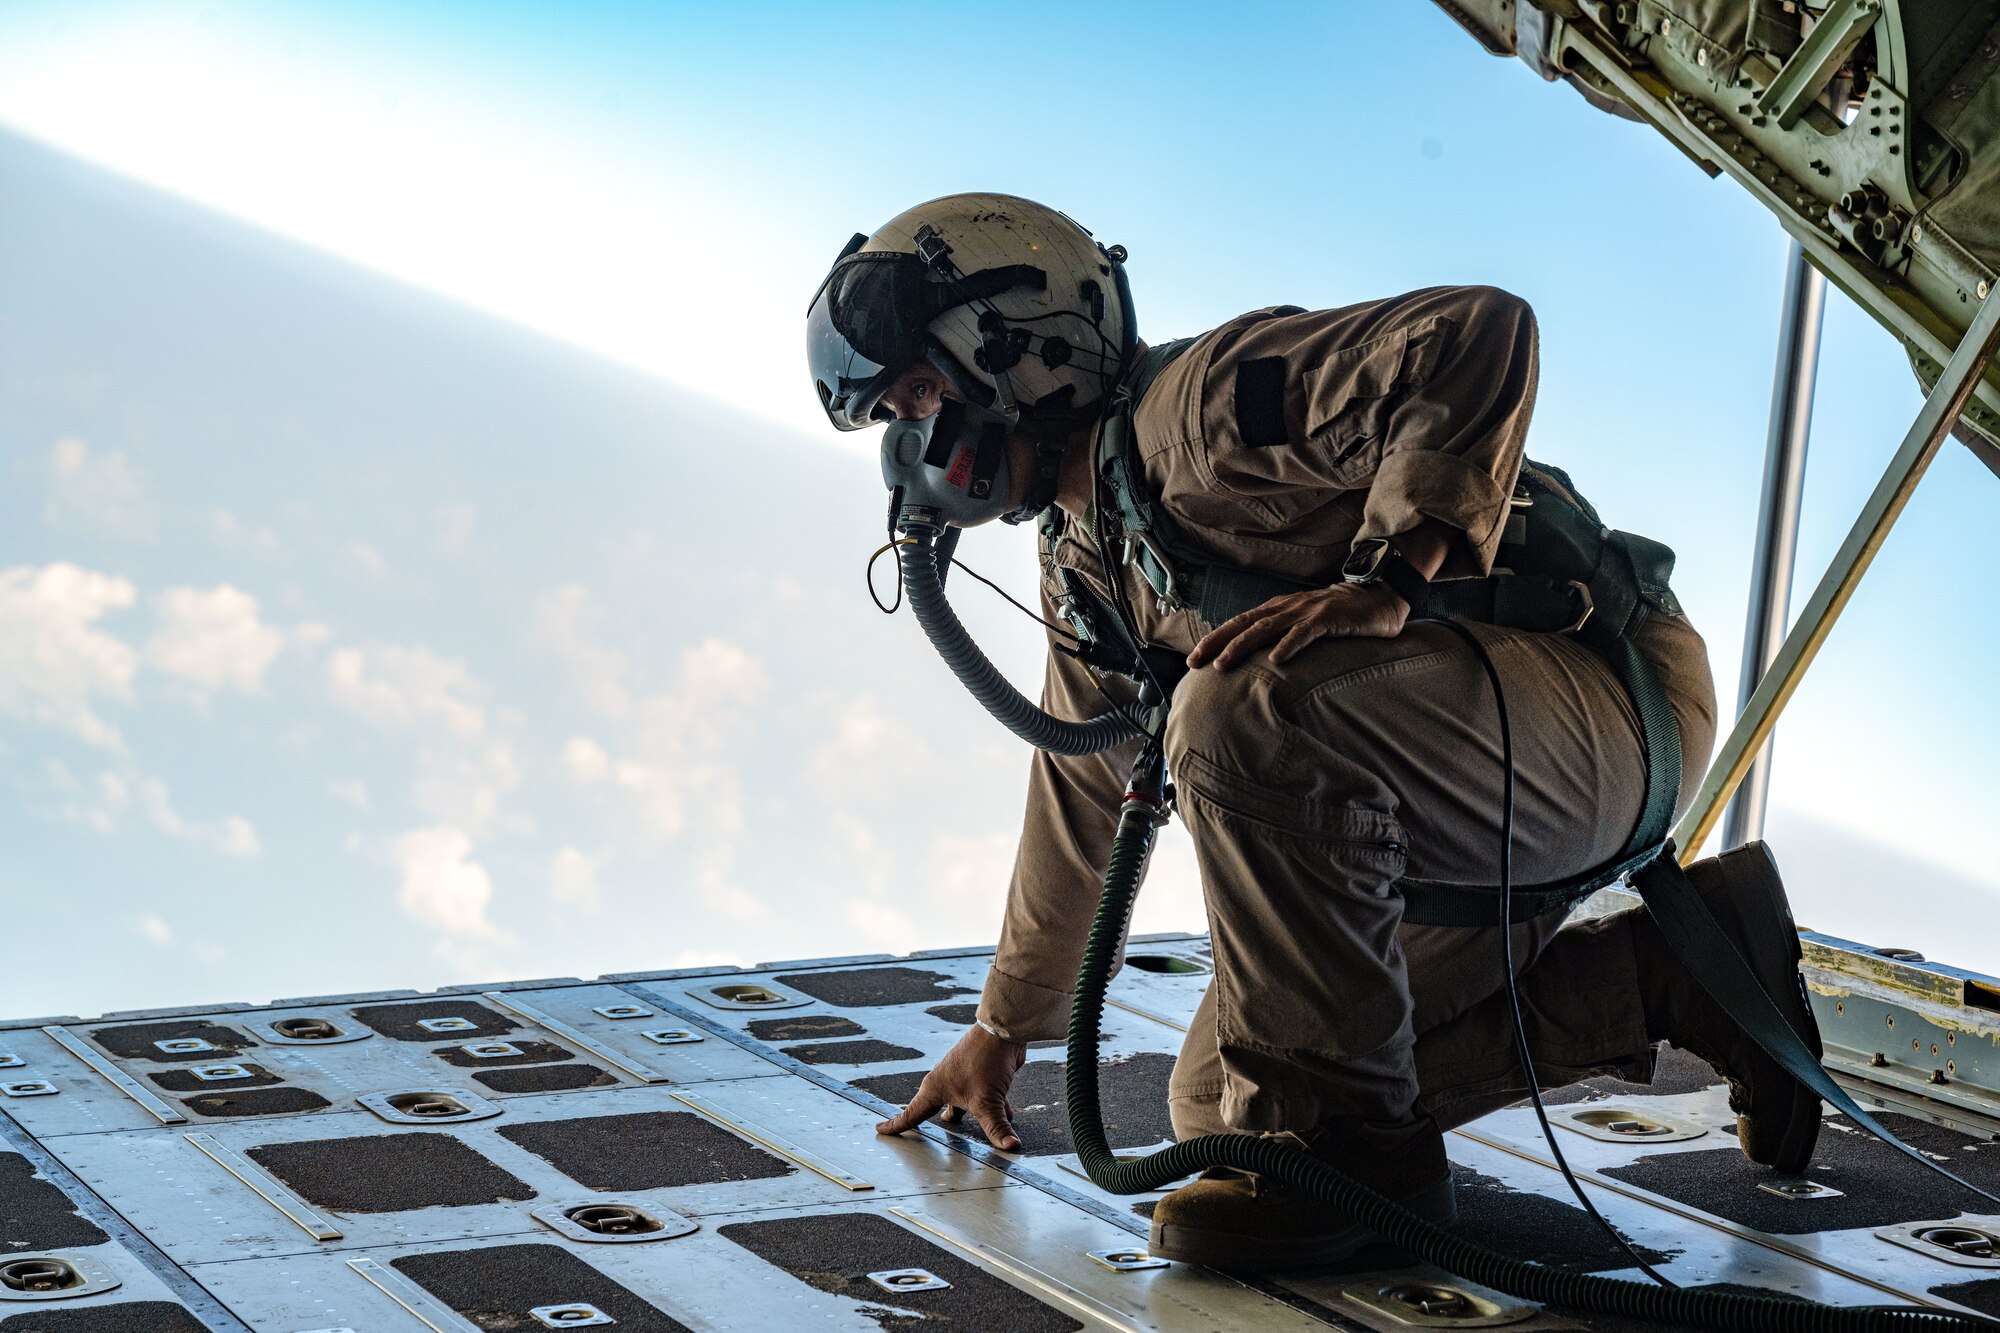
[1234,356,1288,449]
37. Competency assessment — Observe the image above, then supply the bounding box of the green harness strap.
[1096,339,1324,626]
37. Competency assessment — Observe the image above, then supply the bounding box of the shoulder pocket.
[1300,316,1452,484]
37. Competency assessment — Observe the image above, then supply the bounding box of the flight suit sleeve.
[1354,287,1539,574]
[977,576,1145,1042]
[1192,286,1540,578]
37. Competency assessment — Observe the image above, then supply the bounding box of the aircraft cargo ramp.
[4,920,2000,1331]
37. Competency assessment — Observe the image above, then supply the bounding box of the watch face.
[1342,538,1389,582]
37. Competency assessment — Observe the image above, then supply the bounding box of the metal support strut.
[1722,241,1826,850]
[1677,285,2000,860]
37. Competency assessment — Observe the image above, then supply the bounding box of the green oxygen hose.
[1061,741,2000,1333]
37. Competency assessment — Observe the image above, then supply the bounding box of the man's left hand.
[1187,582,1409,673]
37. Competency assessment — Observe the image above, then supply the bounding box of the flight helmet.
[806,192,1138,435]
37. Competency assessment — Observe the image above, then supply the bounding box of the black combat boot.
[1147,1115,1455,1272]
[1630,841,1823,1173]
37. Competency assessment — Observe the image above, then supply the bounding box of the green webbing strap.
[1123,338,1195,403]
[1607,632,1682,862]
[1632,850,2000,1210]
[1192,564,1319,628]
[1098,339,1200,609]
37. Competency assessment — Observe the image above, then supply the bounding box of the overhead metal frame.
[1722,238,1829,850]
[1509,13,2000,857]
[1755,0,1882,129]
[1678,279,2000,854]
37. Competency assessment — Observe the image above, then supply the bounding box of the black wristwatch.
[1341,537,1430,612]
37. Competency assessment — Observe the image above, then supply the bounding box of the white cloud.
[328,644,485,738]
[328,777,370,809]
[553,617,767,847]
[675,638,768,712]
[412,738,523,837]
[210,509,283,559]
[697,856,769,923]
[1129,818,1207,940]
[434,501,478,555]
[550,846,604,910]
[669,948,742,969]
[844,899,922,954]
[0,562,138,746]
[147,584,284,691]
[62,766,261,858]
[922,830,1016,939]
[563,736,609,784]
[604,756,688,837]
[428,938,507,983]
[210,815,261,858]
[392,825,505,940]
[809,696,928,805]
[45,438,155,540]
[132,910,229,966]
[342,540,389,579]
[330,641,529,840]
[293,621,333,645]
[539,585,631,717]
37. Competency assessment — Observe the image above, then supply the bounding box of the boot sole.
[1147,1175,1456,1273]
[1716,842,1824,1174]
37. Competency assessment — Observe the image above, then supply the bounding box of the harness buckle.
[1124,530,1186,612]
[1562,580,1595,634]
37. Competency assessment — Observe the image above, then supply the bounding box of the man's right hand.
[875,1024,1028,1151]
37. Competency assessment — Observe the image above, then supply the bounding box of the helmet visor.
[806,251,939,431]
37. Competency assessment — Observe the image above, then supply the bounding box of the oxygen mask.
[879,399,1018,532]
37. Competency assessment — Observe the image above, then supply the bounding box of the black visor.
[806,240,1050,431]
[807,251,941,431]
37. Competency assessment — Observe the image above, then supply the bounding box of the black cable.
[1062,740,2000,1330]
[895,528,1139,756]
[1438,618,1677,1288]
[945,555,1079,641]
[867,539,907,614]
[1084,513,1169,748]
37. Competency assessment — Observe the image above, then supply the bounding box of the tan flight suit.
[974,286,1718,1139]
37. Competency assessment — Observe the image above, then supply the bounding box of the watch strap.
[1373,547,1430,611]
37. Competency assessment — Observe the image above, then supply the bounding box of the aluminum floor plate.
[3,933,1996,1330]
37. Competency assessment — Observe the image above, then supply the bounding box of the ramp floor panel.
[392,1241,695,1332]
[84,1022,258,1064]
[497,1109,798,1191]
[0,1301,210,1332]
[0,1152,108,1253]
[719,1209,1085,1331]
[782,1038,927,1066]
[747,1014,869,1041]
[176,1087,332,1119]
[248,1131,538,1213]
[347,999,519,1042]
[1601,1111,2000,1233]
[4,936,1998,1329]
[472,1062,618,1094]
[433,1039,577,1068]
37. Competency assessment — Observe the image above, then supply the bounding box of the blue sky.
[0,2,1995,1015]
